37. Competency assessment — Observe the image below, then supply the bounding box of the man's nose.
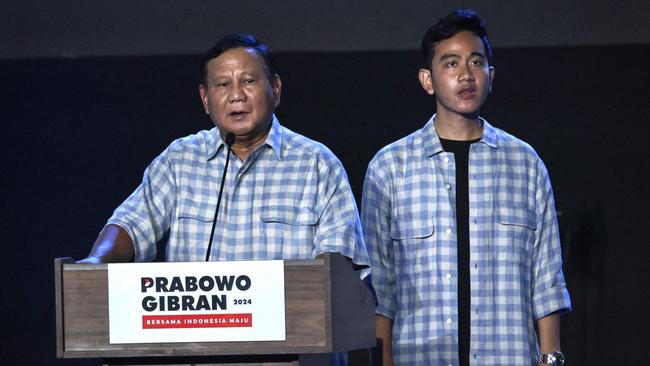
[228,83,245,102]
[458,62,475,82]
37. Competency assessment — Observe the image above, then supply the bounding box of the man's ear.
[488,66,495,93]
[418,68,435,95]
[272,74,282,107]
[198,84,209,114]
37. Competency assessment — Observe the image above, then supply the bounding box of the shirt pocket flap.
[389,215,434,240]
[178,211,213,222]
[498,205,537,231]
[259,205,319,226]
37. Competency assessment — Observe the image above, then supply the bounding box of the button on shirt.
[108,115,370,270]
[361,116,571,365]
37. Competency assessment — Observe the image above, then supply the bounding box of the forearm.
[376,315,394,366]
[537,312,561,363]
[78,224,135,263]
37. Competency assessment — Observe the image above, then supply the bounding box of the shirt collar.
[423,115,444,157]
[266,114,283,160]
[424,114,498,157]
[205,127,221,160]
[205,114,283,161]
[479,118,498,149]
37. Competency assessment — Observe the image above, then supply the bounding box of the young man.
[79,33,369,274]
[361,10,571,366]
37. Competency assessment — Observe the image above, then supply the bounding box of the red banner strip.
[142,313,252,329]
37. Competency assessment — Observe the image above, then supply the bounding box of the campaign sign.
[107,261,285,344]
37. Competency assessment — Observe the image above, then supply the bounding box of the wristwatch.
[539,351,565,365]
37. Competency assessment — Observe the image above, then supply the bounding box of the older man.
[80,33,369,277]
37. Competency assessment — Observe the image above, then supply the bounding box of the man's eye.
[471,60,484,66]
[446,61,457,67]
[244,79,255,84]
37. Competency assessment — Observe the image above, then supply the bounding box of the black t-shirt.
[439,137,479,366]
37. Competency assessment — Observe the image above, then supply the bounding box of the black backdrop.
[1,45,648,365]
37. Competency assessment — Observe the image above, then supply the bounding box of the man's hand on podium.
[78,224,135,263]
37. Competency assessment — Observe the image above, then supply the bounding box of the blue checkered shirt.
[108,115,369,270]
[361,116,571,365]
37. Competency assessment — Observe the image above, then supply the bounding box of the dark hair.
[421,9,493,69]
[200,33,277,85]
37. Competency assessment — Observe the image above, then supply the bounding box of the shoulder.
[160,129,215,161]
[280,125,341,167]
[485,123,543,163]
[368,126,427,175]
[494,127,538,156]
[486,123,549,177]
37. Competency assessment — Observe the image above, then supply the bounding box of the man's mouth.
[229,111,249,118]
[458,87,476,99]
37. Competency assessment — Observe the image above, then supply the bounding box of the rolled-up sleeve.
[361,158,397,319]
[312,153,371,274]
[107,152,175,262]
[531,160,572,319]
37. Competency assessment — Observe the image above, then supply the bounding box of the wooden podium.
[54,253,376,365]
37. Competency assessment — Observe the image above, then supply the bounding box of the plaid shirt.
[361,116,571,365]
[108,115,369,271]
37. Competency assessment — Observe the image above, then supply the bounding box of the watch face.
[549,352,564,366]
[545,354,557,363]
[541,351,564,365]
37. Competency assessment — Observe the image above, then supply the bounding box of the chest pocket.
[172,204,215,260]
[177,198,214,223]
[388,214,435,286]
[259,205,319,226]
[496,204,536,264]
[259,205,318,258]
[497,205,537,231]
[389,213,434,267]
[388,192,436,268]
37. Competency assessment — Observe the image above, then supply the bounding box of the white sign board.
[107,261,285,344]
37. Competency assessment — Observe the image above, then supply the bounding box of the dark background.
[1,1,649,365]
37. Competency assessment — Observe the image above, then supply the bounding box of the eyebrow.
[213,70,260,79]
[438,51,486,61]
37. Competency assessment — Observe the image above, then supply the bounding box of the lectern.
[55,253,376,365]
